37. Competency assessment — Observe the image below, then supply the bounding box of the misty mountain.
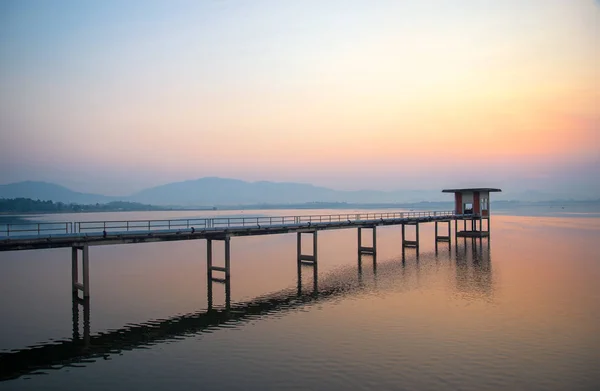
[131,177,337,205]
[0,181,116,204]
[0,178,448,206]
[8,177,568,206]
[129,177,446,206]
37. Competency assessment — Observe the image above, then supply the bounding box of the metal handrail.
[0,210,456,237]
[0,222,72,237]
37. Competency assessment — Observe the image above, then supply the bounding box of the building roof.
[442,188,502,193]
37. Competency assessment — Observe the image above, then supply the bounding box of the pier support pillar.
[435,220,452,253]
[297,231,318,294]
[71,245,90,298]
[358,251,377,279]
[206,236,232,311]
[297,231,318,265]
[402,223,420,250]
[454,219,458,242]
[206,236,231,281]
[358,226,376,255]
[434,220,452,242]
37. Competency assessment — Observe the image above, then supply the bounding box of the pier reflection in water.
[0,238,493,382]
[455,237,493,299]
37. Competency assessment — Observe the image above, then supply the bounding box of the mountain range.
[1,178,593,206]
[0,178,447,206]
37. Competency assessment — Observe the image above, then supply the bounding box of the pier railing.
[0,210,455,237]
[0,222,73,237]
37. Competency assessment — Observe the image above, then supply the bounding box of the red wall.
[455,192,462,214]
[473,191,481,214]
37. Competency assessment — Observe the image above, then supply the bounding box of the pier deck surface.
[0,211,462,252]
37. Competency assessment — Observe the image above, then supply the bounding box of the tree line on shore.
[0,198,164,213]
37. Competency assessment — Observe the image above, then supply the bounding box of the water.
[0,211,599,390]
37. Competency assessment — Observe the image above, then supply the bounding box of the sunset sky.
[1,0,598,198]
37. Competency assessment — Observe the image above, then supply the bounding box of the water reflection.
[207,277,231,311]
[0,240,493,381]
[357,252,377,282]
[297,261,318,296]
[72,295,90,347]
[455,238,493,299]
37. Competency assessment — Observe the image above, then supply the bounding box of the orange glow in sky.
[0,0,598,196]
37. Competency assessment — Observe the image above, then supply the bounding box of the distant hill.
[0,178,446,206]
[1,178,598,208]
[0,198,167,213]
[131,177,339,205]
[129,177,445,206]
[0,181,116,204]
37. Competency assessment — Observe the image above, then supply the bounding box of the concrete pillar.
[224,236,231,280]
[402,223,419,249]
[297,232,301,264]
[207,239,213,281]
[416,223,420,250]
[297,231,317,264]
[206,236,232,310]
[206,236,231,281]
[313,231,317,264]
[82,245,90,298]
[454,219,458,242]
[358,226,376,255]
[401,224,405,246]
[435,221,452,241]
[435,220,452,254]
[372,226,377,253]
[71,247,78,294]
[71,246,90,298]
[297,231,318,295]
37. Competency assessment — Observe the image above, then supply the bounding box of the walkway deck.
[0,211,459,252]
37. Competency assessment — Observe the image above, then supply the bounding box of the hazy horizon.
[1,0,599,198]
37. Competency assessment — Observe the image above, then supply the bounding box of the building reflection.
[454,237,493,299]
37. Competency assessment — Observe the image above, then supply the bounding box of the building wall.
[455,193,462,214]
[462,192,473,204]
[474,191,481,214]
[452,190,494,215]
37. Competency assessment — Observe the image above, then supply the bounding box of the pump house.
[442,187,501,237]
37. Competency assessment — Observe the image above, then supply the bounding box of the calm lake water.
[0,210,599,390]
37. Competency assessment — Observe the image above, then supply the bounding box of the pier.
[0,188,500,299]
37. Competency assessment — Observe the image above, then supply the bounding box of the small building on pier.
[442,187,502,237]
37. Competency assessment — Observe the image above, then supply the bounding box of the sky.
[0,0,599,199]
